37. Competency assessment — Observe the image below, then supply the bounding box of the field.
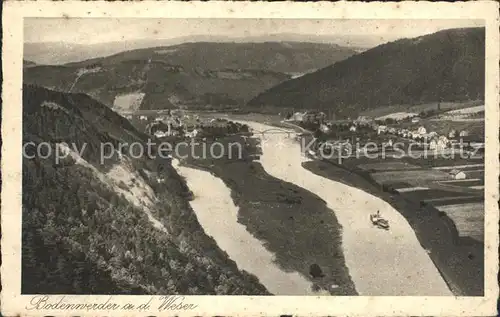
[113,92,145,112]
[392,118,484,137]
[360,100,483,118]
[402,156,484,169]
[375,112,418,120]
[371,169,452,183]
[357,161,421,171]
[433,105,485,122]
[435,203,484,242]
[445,105,485,114]
[396,189,476,201]
[438,179,484,187]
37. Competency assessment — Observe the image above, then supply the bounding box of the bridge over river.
[250,127,303,138]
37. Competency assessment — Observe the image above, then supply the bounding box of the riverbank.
[303,159,484,296]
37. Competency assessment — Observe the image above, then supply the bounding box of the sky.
[24,18,484,46]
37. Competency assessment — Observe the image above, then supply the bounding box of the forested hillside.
[24,37,365,66]
[22,85,269,294]
[248,28,485,117]
[24,62,289,110]
[67,42,356,74]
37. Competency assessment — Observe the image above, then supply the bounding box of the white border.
[2,1,499,316]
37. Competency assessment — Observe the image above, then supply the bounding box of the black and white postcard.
[2,1,499,316]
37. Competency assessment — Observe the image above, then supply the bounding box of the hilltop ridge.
[248,28,485,117]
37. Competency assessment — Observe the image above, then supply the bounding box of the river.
[172,159,328,295]
[173,119,452,296]
[237,120,452,296]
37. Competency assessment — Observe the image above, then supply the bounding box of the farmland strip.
[432,164,484,170]
[396,187,430,192]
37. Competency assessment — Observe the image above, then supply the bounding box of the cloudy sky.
[25,18,484,46]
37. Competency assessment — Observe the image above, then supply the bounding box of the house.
[355,115,374,125]
[320,124,330,133]
[427,131,438,139]
[317,112,327,122]
[417,126,427,135]
[438,134,447,142]
[303,111,327,123]
[411,117,421,123]
[448,129,457,138]
[302,112,314,122]
[291,112,305,122]
[154,130,169,138]
[429,138,438,150]
[438,135,449,149]
[449,169,466,180]
[168,117,182,128]
[349,125,357,132]
[139,115,148,121]
[388,127,396,134]
[459,130,469,137]
[377,125,387,135]
[186,129,199,138]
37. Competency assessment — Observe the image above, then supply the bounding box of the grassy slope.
[360,100,483,118]
[302,159,484,296]
[22,85,269,295]
[248,27,485,118]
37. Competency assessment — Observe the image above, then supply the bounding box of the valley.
[21,25,486,297]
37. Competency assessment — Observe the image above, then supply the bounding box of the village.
[125,109,251,141]
[286,106,485,155]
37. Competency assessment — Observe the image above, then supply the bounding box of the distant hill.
[24,35,367,65]
[23,42,356,111]
[22,84,269,294]
[66,41,357,74]
[23,61,290,111]
[248,28,485,118]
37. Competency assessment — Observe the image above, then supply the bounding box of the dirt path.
[240,120,452,296]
